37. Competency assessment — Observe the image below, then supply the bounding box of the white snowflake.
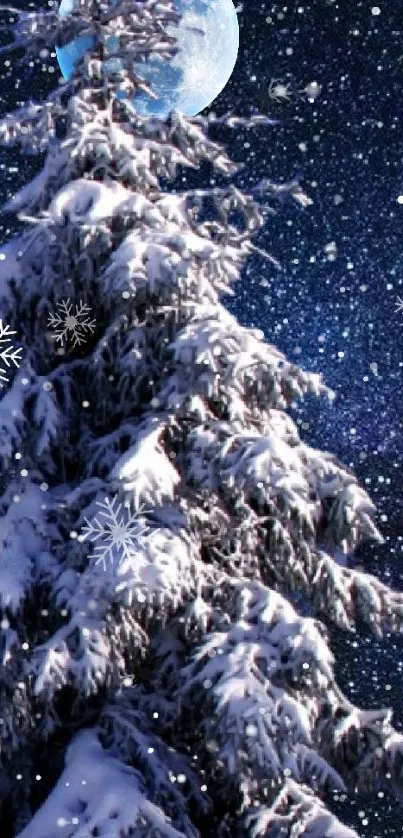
[299,80,322,101]
[395,296,403,314]
[0,320,22,388]
[79,496,157,571]
[47,299,96,348]
[267,79,294,103]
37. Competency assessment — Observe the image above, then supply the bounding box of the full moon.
[55,0,239,118]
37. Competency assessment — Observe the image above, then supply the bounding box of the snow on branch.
[111,416,181,506]
[0,486,55,612]
[31,503,200,700]
[101,218,243,311]
[30,540,155,699]
[179,580,341,805]
[247,779,360,838]
[17,728,189,838]
[178,578,403,828]
[317,703,403,796]
[0,0,179,66]
[100,690,210,837]
[310,552,403,637]
[30,604,116,699]
[0,4,86,63]
[165,304,327,419]
[0,382,25,470]
[181,409,403,636]
[2,138,73,215]
[0,93,67,155]
[0,0,179,155]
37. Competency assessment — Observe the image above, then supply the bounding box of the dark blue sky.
[221,0,403,462]
[0,1,402,834]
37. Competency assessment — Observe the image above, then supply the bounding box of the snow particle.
[206,739,219,752]
[245,724,258,737]
[57,817,68,827]
[303,81,321,101]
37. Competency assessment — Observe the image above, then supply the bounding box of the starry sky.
[0,0,402,835]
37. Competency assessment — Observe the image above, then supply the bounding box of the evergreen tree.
[0,1,402,835]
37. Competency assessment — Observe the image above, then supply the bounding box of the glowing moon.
[56,0,239,118]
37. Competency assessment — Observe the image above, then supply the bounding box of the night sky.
[0,0,402,835]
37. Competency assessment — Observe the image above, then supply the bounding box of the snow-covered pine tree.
[0,1,402,836]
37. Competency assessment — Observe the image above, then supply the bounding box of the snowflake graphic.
[0,320,22,388]
[395,296,403,314]
[47,299,96,348]
[79,496,157,571]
